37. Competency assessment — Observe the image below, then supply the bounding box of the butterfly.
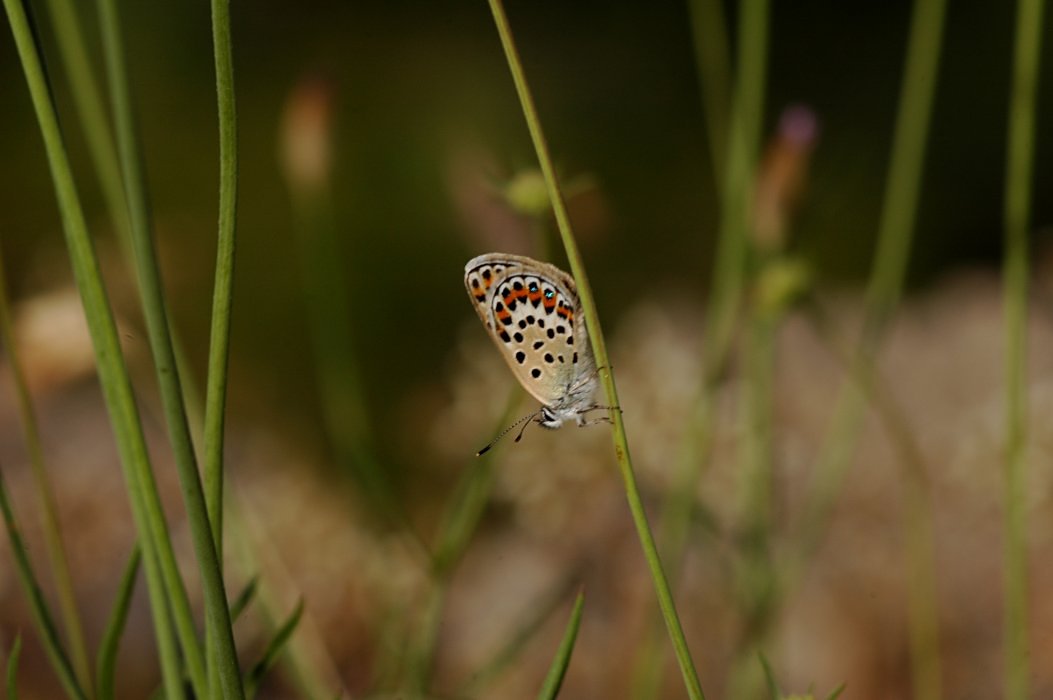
[465,253,610,454]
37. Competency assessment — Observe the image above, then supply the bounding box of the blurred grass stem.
[0,468,86,699]
[1001,0,1044,696]
[794,3,948,697]
[0,245,92,691]
[688,0,731,187]
[795,0,947,612]
[487,1,705,697]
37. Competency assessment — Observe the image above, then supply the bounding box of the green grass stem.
[244,599,305,697]
[796,0,947,569]
[687,0,731,187]
[228,492,349,700]
[95,0,242,696]
[41,0,133,262]
[204,0,239,551]
[0,466,86,700]
[2,0,201,695]
[405,390,531,692]
[1001,0,1044,696]
[0,243,92,692]
[95,547,141,700]
[459,572,580,696]
[205,0,242,696]
[789,8,949,695]
[287,180,403,524]
[6,635,22,700]
[535,591,585,700]
[486,1,705,697]
[724,313,778,698]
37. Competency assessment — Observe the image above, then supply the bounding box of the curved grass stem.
[486,1,705,697]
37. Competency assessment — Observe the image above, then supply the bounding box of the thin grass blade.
[1001,0,1045,697]
[95,546,140,700]
[230,576,260,621]
[535,591,585,700]
[460,573,579,696]
[757,654,780,700]
[825,683,846,700]
[203,0,238,550]
[6,635,22,700]
[0,467,85,700]
[0,239,92,692]
[245,599,305,697]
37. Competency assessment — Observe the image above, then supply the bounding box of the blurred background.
[0,0,1051,698]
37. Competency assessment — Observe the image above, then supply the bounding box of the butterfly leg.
[575,404,622,427]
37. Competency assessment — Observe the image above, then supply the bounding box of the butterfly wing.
[465,254,590,407]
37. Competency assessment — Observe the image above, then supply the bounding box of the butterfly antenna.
[476,411,539,456]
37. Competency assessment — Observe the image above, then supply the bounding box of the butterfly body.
[464,253,599,430]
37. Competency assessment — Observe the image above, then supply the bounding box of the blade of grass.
[203,0,238,551]
[535,591,585,700]
[6,635,22,699]
[0,242,91,692]
[757,654,780,700]
[95,0,242,696]
[1001,0,1044,697]
[688,0,731,188]
[95,546,141,700]
[485,2,704,697]
[40,0,133,261]
[2,1,202,696]
[403,390,521,693]
[0,466,86,700]
[244,599,305,698]
[279,80,414,532]
[724,314,779,699]
[458,572,579,696]
[825,683,846,700]
[229,490,349,700]
[203,2,239,688]
[230,576,260,621]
